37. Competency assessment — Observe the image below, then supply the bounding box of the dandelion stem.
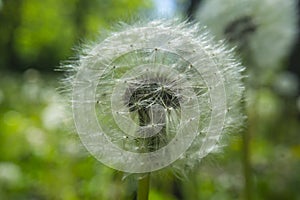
[137,173,150,200]
[241,91,254,200]
[135,107,153,200]
[242,126,252,200]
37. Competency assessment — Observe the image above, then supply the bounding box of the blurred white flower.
[197,0,297,69]
[65,19,245,173]
[42,102,66,130]
[0,162,22,186]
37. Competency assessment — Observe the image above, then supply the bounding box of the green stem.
[242,127,252,200]
[137,173,150,200]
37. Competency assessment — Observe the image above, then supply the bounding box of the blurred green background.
[0,0,300,199]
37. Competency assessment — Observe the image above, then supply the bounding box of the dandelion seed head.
[197,0,298,68]
[66,19,245,173]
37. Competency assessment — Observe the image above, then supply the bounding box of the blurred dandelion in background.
[197,1,299,199]
[197,0,297,69]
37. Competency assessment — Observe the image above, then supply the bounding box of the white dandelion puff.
[65,19,245,173]
[197,0,298,69]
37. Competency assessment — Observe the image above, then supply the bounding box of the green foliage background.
[0,0,150,71]
[0,0,300,199]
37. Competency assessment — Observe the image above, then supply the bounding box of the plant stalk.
[242,127,252,200]
[137,173,150,200]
